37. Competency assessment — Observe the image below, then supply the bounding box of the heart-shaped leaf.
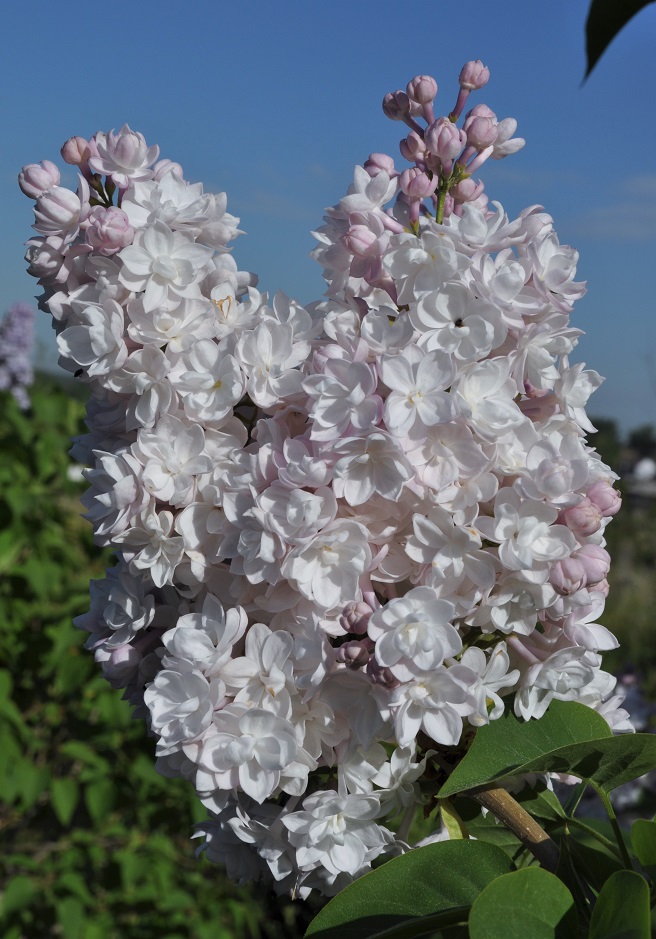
[305,840,514,939]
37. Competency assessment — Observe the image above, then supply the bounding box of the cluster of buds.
[19,63,629,899]
[382,61,524,228]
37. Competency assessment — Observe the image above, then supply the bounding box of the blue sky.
[2,0,655,433]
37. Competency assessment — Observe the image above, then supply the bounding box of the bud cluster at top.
[380,61,524,229]
[19,63,628,899]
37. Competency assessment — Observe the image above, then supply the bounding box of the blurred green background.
[0,377,654,938]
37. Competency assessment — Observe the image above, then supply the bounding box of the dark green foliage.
[585,0,656,78]
[0,380,313,939]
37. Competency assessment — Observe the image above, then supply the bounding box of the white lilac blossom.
[21,63,627,898]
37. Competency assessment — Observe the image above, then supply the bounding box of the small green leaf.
[631,819,656,869]
[565,834,623,893]
[55,897,85,939]
[468,868,575,939]
[84,778,115,824]
[305,840,514,939]
[51,777,79,827]
[0,876,38,918]
[585,0,656,78]
[589,870,651,939]
[439,701,611,798]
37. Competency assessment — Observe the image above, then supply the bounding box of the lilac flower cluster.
[20,63,629,897]
[0,301,35,410]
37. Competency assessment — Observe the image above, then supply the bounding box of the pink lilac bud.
[450,60,490,121]
[399,168,438,200]
[464,116,498,151]
[406,75,438,123]
[364,153,397,177]
[153,159,184,181]
[340,600,373,634]
[399,131,427,164]
[366,658,401,690]
[586,480,621,517]
[382,91,411,121]
[406,75,437,105]
[61,136,91,166]
[451,177,484,204]
[574,544,611,585]
[18,160,61,199]
[465,103,497,121]
[33,185,88,235]
[425,118,467,170]
[342,225,380,258]
[459,60,490,91]
[549,557,586,596]
[335,640,372,669]
[519,389,559,422]
[558,498,603,537]
[86,206,135,255]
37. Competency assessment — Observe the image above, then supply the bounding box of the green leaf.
[589,870,651,939]
[585,0,656,78]
[565,833,623,893]
[84,778,115,824]
[305,841,515,939]
[439,701,611,798]
[51,777,79,827]
[468,868,575,939]
[440,703,656,801]
[631,819,656,869]
[0,876,38,918]
[55,897,85,939]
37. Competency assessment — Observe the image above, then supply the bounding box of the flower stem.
[562,816,621,857]
[469,785,560,873]
[597,787,634,870]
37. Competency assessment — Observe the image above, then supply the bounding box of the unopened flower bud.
[459,60,490,91]
[425,118,466,164]
[399,131,427,164]
[550,557,586,595]
[33,185,87,235]
[86,206,135,255]
[382,91,410,121]
[18,160,61,199]
[464,116,498,151]
[335,639,371,669]
[558,498,603,537]
[399,167,438,200]
[340,600,373,634]
[366,657,401,690]
[451,177,484,204]
[586,480,621,517]
[364,152,397,178]
[406,75,438,105]
[342,225,380,258]
[465,103,497,121]
[61,136,91,166]
[574,544,611,584]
